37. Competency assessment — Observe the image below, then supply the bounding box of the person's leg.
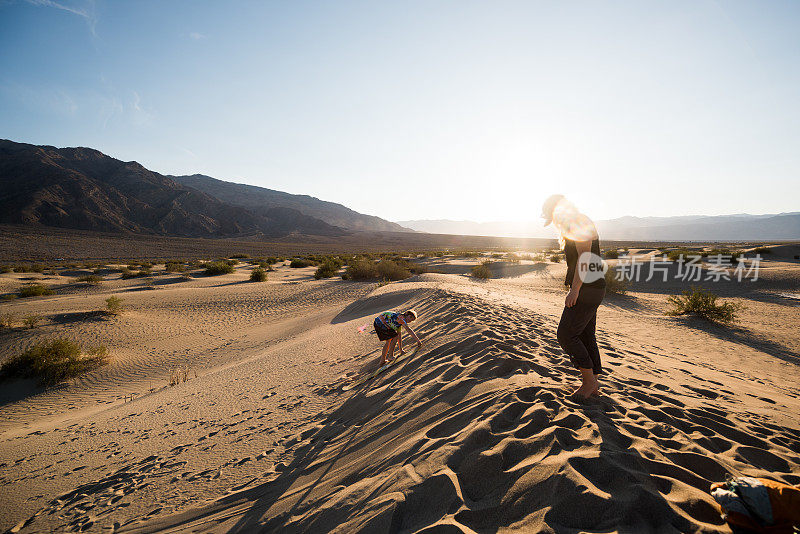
[579,312,601,375]
[380,339,391,365]
[385,336,398,363]
[557,298,600,398]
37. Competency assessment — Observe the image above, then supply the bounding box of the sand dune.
[1,260,799,533]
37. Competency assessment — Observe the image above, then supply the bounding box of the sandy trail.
[1,265,799,533]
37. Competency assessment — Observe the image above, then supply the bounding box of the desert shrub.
[667,287,742,324]
[491,253,503,259]
[0,265,12,274]
[471,261,492,279]
[604,249,619,259]
[604,267,629,294]
[120,268,137,279]
[139,262,153,270]
[343,258,377,280]
[165,262,185,273]
[180,272,193,281]
[314,260,341,279]
[105,295,124,315]
[126,264,140,270]
[376,260,411,281]
[138,268,153,277]
[77,274,103,285]
[14,264,45,273]
[250,268,268,282]
[263,256,280,265]
[23,315,42,329]
[168,366,191,386]
[290,258,315,268]
[230,254,250,259]
[0,313,16,328]
[752,246,771,254]
[18,284,54,298]
[0,339,108,386]
[549,254,562,263]
[204,261,235,276]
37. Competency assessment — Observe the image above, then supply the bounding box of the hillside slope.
[0,140,345,238]
[172,174,411,233]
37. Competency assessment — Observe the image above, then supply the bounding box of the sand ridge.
[1,264,799,533]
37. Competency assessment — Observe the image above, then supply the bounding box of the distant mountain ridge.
[398,213,800,241]
[0,140,402,238]
[170,174,410,233]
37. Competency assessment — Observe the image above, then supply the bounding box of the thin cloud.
[26,0,98,36]
[189,32,206,40]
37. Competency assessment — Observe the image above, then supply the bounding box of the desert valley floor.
[1,251,799,533]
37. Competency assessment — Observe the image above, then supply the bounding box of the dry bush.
[471,261,492,279]
[105,295,124,315]
[250,267,268,282]
[0,313,16,328]
[168,366,193,386]
[204,261,235,276]
[0,339,108,386]
[77,274,104,285]
[604,267,629,295]
[165,262,185,273]
[18,284,54,298]
[314,260,340,279]
[23,315,42,329]
[667,287,743,324]
[290,258,315,268]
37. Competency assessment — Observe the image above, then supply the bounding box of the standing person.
[541,194,607,402]
[373,309,422,366]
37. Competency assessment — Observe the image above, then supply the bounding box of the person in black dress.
[541,194,606,402]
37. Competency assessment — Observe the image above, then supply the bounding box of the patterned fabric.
[377,311,404,332]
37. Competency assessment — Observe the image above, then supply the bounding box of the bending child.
[373,309,422,366]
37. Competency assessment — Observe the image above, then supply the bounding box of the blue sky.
[1,0,799,223]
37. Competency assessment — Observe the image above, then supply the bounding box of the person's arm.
[566,239,591,307]
[404,324,423,347]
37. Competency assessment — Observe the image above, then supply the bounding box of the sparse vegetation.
[0,339,109,386]
[105,295,124,315]
[77,274,104,285]
[549,254,562,263]
[314,259,342,279]
[604,249,619,259]
[667,287,743,324]
[604,267,629,295]
[342,258,413,281]
[0,313,16,328]
[13,264,45,273]
[18,284,54,298]
[0,265,12,274]
[471,260,492,279]
[23,315,42,329]
[290,258,315,268]
[230,254,250,259]
[204,261,235,276]
[752,246,771,254]
[250,267,268,282]
[168,366,191,386]
[165,262,185,273]
[376,260,412,281]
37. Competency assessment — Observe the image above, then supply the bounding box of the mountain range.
[0,140,407,238]
[398,213,800,241]
[3,139,796,242]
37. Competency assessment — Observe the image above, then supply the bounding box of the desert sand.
[1,252,799,533]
